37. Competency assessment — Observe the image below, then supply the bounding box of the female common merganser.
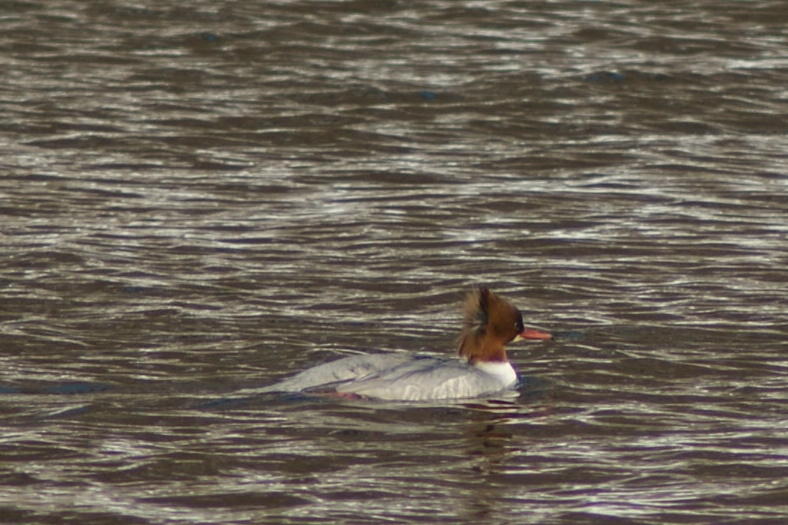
[260,287,552,401]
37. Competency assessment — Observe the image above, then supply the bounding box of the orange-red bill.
[521,328,553,340]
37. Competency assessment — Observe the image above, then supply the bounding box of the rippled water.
[1,0,787,523]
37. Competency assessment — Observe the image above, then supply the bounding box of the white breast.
[473,361,518,387]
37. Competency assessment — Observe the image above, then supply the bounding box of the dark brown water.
[1,1,786,523]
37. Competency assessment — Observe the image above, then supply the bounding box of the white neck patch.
[474,361,517,387]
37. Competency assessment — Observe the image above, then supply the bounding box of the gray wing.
[336,357,507,401]
[257,353,413,393]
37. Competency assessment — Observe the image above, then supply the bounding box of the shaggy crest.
[456,287,523,363]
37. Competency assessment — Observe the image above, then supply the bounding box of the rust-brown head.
[456,287,552,364]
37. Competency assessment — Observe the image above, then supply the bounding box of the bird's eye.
[514,311,524,333]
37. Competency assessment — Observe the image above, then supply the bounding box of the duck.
[257,287,552,401]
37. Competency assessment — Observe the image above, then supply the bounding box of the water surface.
[1,0,787,523]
